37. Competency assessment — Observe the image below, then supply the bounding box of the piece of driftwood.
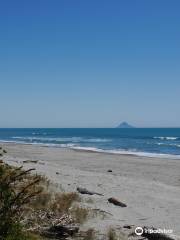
[123,224,134,229]
[142,227,180,240]
[23,160,38,164]
[108,197,127,207]
[41,225,79,238]
[77,187,103,196]
[92,208,113,216]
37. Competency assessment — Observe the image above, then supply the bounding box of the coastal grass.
[107,228,127,240]
[50,192,80,214]
[0,147,96,239]
[0,148,42,240]
[70,206,89,224]
[82,228,96,240]
[108,228,117,240]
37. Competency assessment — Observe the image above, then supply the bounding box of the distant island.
[117,122,135,128]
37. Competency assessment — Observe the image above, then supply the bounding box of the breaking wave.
[153,137,179,140]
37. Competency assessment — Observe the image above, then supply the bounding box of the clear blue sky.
[0,0,180,128]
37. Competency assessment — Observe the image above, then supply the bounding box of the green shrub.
[3,223,39,240]
[0,164,41,239]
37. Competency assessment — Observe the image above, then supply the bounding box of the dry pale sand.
[1,143,180,235]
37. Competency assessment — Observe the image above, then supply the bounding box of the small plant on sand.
[108,228,117,240]
[83,228,96,240]
[70,206,89,224]
[107,228,127,240]
[50,192,80,214]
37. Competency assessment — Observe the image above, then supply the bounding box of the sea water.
[0,128,180,159]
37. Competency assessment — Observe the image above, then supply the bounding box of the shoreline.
[1,140,180,160]
[1,142,180,235]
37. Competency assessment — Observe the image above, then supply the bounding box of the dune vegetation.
[0,147,91,240]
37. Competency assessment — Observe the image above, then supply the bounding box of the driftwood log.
[77,187,103,196]
[23,160,38,164]
[108,197,127,207]
[41,225,79,238]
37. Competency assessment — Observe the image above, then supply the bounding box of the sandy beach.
[1,142,180,236]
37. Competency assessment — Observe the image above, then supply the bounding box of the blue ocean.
[0,128,180,159]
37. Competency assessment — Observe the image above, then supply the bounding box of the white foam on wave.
[83,138,111,143]
[0,140,31,145]
[70,146,104,152]
[12,136,81,142]
[11,136,111,143]
[70,146,180,159]
[156,142,180,148]
[154,136,178,140]
[32,132,47,135]
[0,139,77,148]
[157,143,164,145]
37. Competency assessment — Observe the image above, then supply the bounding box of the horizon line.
[0,127,180,129]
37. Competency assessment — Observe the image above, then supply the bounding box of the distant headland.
[116,122,135,128]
